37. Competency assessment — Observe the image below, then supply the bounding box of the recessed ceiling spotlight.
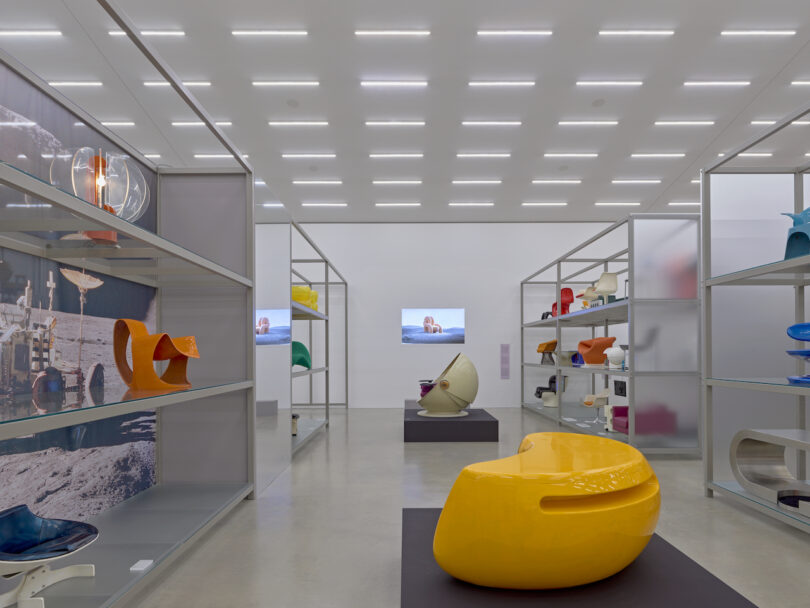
[631,153,686,158]
[282,153,336,159]
[16,154,27,159]
[595,202,641,206]
[449,202,495,207]
[544,153,598,158]
[0,121,37,127]
[369,153,424,159]
[462,120,522,126]
[532,179,582,184]
[109,30,185,36]
[684,80,750,86]
[373,180,422,185]
[194,153,239,159]
[468,80,535,87]
[100,121,135,127]
[476,30,553,36]
[791,80,810,86]
[737,152,773,157]
[452,179,502,184]
[232,30,307,36]
[254,180,266,186]
[268,120,328,126]
[655,120,715,126]
[301,202,347,207]
[522,202,568,206]
[252,80,319,87]
[0,30,62,37]
[576,80,643,86]
[48,81,102,87]
[599,30,674,36]
[293,179,343,185]
[365,120,425,126]
[558,120,618,126]
[262,202,285,207]
[691,179,700,184]
[375,202,422,207]
[6,203,53,208]
[172,121,231,126]
[360,80,428,87]
[144,80,211,87]
[721,30,796,36]
[355,30,430,37]
[612,179,662,184]
[669,201,701,206]
[456,152,511,158]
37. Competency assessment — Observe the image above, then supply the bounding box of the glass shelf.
[709,481,810,531]
[706,376,810,396]
[524,300,629,328]
[0,379,252,442]
[708,254,810,287]
[0,162,251,288]
[291,300,328,321]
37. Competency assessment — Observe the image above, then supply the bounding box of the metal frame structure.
[701,100,810,533]
[290,222,348,454]
[0,1,257,604]
[521,214,701,456]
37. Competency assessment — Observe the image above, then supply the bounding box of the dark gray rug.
[401,508,757,607]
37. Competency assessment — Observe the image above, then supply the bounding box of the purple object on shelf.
[420,383,435,398]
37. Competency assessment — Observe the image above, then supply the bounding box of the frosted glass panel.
[633,217,698,299]
[632,301,699,373]
[633,375,699,449]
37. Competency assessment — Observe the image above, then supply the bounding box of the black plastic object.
[0,505,98,562]
[535,375,562,399]
[614,380,627,397]
[778,494,810,509]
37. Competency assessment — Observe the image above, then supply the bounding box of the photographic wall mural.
[402,308,466,344]
[255,308,292,346]
[0,246,157,518]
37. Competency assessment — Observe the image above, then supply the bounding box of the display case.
[0,2,255,605]
[290,223,347,454]
[701,101,810,532]
[521,214,700,456]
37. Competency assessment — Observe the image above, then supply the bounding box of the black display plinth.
[401,508,756,608]
[403,408,498,442]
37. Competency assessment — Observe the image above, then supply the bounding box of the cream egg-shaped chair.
[418,353,479,417]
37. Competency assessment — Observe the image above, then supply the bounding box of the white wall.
[301,222,610,408]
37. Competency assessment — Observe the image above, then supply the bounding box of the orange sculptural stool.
[578,336,616,366]
[113,319,199,390]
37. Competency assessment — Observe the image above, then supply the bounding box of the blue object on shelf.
[787,376,810,385]
[782,211,810,259]
[786,323,810,341]
[786,349,810,360]
[571,353,584,367]
[0,505,98,562]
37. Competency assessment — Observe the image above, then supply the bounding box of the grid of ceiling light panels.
[11,25,806,211]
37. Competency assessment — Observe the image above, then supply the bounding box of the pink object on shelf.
[420,383,435,398]
[610,404,677,435]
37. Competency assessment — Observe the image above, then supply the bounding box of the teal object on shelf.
[782,210,810,259]
[291,341,312,369]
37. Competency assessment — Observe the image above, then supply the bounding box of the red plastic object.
[611,404,677,435]
[551,288,574,317]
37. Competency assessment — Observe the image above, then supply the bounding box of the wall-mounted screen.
[402,308,465,344]
[255,308,291,346]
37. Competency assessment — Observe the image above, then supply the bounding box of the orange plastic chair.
[113,319,199,390]
[577,336,616,365]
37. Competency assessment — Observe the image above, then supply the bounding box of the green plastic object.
[291,341,312,369]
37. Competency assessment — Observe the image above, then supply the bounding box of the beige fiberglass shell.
[418,353,479,417]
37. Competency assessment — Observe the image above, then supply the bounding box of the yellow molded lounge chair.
[433,432,660,589]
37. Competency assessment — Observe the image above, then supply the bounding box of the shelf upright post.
[325,260,330,426]
[701,169,714,497]
[555,261,562,425]
[794,171,807,481]
[520,281,525,407]
[627,217,636,448]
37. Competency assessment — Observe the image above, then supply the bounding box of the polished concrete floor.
[134,408,810,608]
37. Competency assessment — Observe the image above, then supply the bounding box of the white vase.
[605,346,625,370]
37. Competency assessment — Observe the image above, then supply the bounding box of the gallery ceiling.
[3,0,810,222]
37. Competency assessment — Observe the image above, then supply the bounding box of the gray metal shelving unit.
[0,2,256,605]
[290,223,348,454]
[521,214,701,456]
[701,101,810,532]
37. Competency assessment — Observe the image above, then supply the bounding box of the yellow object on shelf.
[292,285,318,311]
[433,432,660,589]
